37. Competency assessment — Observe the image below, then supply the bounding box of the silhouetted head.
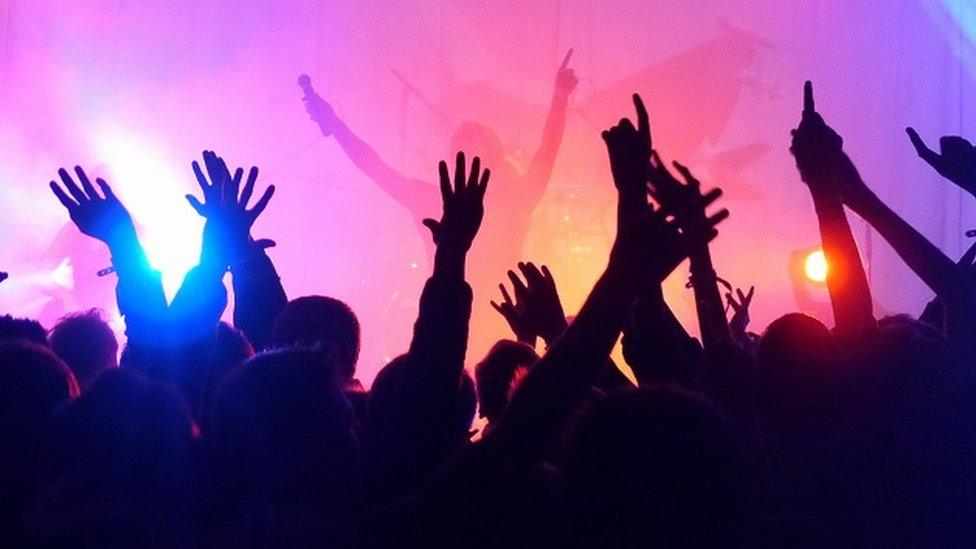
[209,348,361,520]
[198,322,254,424]
[862,316,969,449]
[0,315,48,346]
[0,341,79,440]
[270,296,360,383]
[48,309,118,390]
[864,317,965,442]
[31,369,195,545]
[474,340,538,426]
[558,387,749,546]
[449,121,514,182]
[0,340,78,547]
[369,354,477,445]
[835,317,976,545]
[209,322,254,373]
[0,341,78,543]
[756,313,846,442]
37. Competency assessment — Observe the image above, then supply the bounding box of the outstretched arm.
[906,127,976,199]
[404,151,489,396]
[49,167,167,344]
[364,152,488,501]
[302,79,434,215]
[520,49,578,202]
[801,84,976,356]
[230,242,287,352]
[648,155,730,350]
[601,94,701,386]
[918,241,976,329]
[842,177,976,356]
[790,82,876,343]
[623,282,703,388]
[172,152,277,342]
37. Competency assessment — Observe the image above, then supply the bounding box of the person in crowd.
[47,309,118,390]
[0,315,49,346]
[0,341,78,545]
[302,52,580,359]
[0,69,969,548]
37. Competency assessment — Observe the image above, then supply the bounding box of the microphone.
[298,73,333,135]
[298,74,315,99]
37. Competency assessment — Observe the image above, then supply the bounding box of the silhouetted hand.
[50,166,135,245]
[602,93,651,200]
[554,49,579,98]
[423,152,489,251]
[790,81,845,188]
[492,262,568,345]
[906,128,976,197]
[491,280,536,344]
[302,82,340,137]
[726,285,754,337]
[608,201,726,289]
[0,272,7,284]
[648,152,724,239]
[188,151,275,265]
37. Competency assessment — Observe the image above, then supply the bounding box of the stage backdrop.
[2,0,974,384]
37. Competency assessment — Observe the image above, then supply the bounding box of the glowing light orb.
[93,127,202,298]
[804,249,828,283]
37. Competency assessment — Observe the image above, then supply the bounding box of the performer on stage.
[301,51,577,285]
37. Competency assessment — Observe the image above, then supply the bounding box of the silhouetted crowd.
[3,79,976,548]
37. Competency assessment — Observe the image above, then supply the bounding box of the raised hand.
[790,83,878,341]
[602,93,651,202]
[300,75,340,137]
[50,166,135,245]
[647,153,731,348]
[789,81,846,187]
[906,128,976,197]
[608,201,726,290]
[423,152,489,251]
[491,280,536,345]
[491,262,569,345]
[188,151,275,265]
[648,153,725,238]
[513,262,568,343]
[554,49,579,98]
[726,285,755,337]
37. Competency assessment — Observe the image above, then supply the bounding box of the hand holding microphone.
[298,74,338,136]
[298,74,314,98]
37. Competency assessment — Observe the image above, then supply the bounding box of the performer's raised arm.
[300,76,433,215]
[521,49,578,202]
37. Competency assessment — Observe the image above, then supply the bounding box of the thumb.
[422,218,440,239]
[253,238,277,250]
[186,194,205,216]
[906,127,939,164]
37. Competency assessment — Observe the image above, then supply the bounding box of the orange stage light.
[804,249,828,283]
